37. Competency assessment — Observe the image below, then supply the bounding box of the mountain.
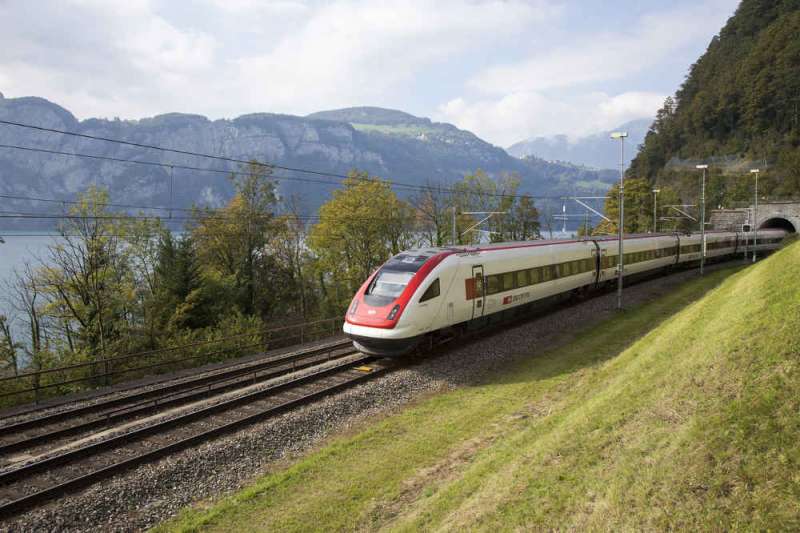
[0,96,615,228]
[629,0,800,200]
[507,118,652,170]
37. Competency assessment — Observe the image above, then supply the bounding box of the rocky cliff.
[0,96,614,227]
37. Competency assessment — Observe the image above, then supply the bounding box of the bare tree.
[411,181,452,247]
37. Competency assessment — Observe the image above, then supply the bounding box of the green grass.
[156,242,800,532]
[350,123,436,137]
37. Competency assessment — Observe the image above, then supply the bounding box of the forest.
[0,165,541,405]
[620,0,800,226]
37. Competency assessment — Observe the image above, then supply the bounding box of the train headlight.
[348,300,359,315]
[387,304,401,320]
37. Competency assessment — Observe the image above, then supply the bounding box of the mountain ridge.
[628,0,800,201]
[508,118,652,170]
[0,95,617,228]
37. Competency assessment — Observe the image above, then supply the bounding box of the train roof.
[401,228,784,258]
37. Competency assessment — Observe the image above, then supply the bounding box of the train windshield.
[382,253,432,272]
[368,270,415,300]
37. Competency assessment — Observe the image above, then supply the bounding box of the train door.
[471,265,485,320]
[591,241,602,286]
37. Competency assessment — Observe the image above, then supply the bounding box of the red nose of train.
[346,276,405,329]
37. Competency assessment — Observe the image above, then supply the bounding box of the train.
[343,229,788,356]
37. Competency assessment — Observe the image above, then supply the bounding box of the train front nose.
[348,334,419,357]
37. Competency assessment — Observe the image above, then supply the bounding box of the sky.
[0,0,740,147]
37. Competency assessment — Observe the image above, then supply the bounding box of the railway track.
[0,337,354,458]
[0,350,390,519]
[0,259,752,522]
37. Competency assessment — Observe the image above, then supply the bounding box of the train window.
[367,269,415,301]
[516,270,530,287]
[419,278,440,302]
[529,268,540,284]
[542,265,554,281]
[486,275,500,295]
[502,272,514,291]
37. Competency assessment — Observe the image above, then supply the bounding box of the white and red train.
[343,229,787,356]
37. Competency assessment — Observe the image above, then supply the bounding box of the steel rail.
[0,356,386,519]
[0,338,351,434]
[0,354,371,484]
[0,340,355,455]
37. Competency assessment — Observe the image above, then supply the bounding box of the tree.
[411,181,453,247]
[308,171,415,308]
[8,261,58,392]
[191,161,280,318]
[506,195,541,241]
[0,315,21,376]
[451,170,540,242]
[151,233,218,331]
[38,187,135,379]
[595,178,659,234]
[268,200,317,319]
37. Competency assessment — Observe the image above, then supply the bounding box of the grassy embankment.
[158,242,800,531]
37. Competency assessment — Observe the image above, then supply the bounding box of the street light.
[750,168,760,262]
[610,131,628,310]
[652,189,660,233]
[696,164,708,275]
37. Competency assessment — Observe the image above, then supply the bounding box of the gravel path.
[1,263,736,532]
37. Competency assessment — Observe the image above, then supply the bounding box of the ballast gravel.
[2,264,734,532]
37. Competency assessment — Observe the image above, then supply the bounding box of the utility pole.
[751,169,759,262]
[452,205,457,246]
[611,131,628,310]
[652,188,660,233]
[696,164,708,275]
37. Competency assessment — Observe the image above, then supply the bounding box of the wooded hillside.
[629,0,800,205]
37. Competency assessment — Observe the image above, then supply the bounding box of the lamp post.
[611,131,628,310]
[750,169,759,262]
[652,188,660,233]
[696,164,708,275]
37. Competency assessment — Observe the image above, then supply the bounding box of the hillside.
[508,118,652,170]
[629,0,800,201]
[158,242,800,531]
[0,97,613,227]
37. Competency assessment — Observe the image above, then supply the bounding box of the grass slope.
[158,243,800,532]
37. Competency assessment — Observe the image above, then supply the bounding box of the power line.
[0,143,345,189]
[0,121,569,201]
[0,208,430,225]
[0,192,201,214]
[0,118,355,180]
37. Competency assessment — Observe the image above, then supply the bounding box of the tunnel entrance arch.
[758,217,797,233]
[759,217,796,233]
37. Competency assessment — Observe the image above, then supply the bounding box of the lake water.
[0,232,60,338]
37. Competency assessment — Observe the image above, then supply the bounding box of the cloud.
[469,0,738,94]
[0,0,738,147]
[436,91,665,147]
[227,0,559,114]
[0,0,558,120]
[0,0,217,118]
[436,0,737,144]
